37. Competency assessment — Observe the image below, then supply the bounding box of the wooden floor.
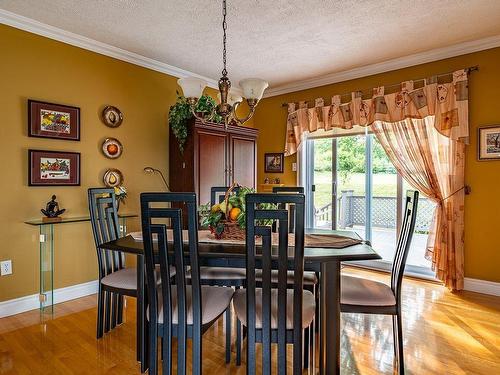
[1,268,499,374]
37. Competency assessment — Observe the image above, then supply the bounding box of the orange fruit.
[229,207,241,221]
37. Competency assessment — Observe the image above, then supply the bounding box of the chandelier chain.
[222,0,227,77]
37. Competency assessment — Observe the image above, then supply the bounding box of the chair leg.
[96,287,105,339]
[304,326,309,369]
[236,317,242,366]
[117,295,124,325]
[161,327,172,375]
[111,293,118,329]
[393,313,405,375]
[104,291,111,333]
[225,307,231,364]
[148,320,158,375]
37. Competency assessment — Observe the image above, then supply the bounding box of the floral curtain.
[285,70,469,290]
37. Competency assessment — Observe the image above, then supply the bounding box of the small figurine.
[274,177,281,184]
[264,177,270,184]
[41,195,66,218]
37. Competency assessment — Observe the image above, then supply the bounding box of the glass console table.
[24,214,137,313]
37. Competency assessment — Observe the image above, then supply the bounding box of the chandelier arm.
[190,105,216,124]
[231,101,256,125]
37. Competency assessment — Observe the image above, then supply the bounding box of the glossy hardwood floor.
[1,268,499,374]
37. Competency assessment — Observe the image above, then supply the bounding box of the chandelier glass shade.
[177,0,268,126]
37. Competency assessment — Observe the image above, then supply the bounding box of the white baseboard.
[464,277,500,297]
[0,280,98,318]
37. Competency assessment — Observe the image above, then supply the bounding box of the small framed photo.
[264,152,284,173]
[28,150,81,186]
[478,125,500,161]
[28,100,80,141]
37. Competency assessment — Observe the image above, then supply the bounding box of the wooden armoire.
[169,118,258,206]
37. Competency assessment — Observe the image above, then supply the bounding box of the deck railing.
[314,190,436,232]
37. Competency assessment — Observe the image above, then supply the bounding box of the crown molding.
[0,8,222,90]
[264,34,500,98]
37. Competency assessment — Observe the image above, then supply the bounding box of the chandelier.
[177,0,268,126]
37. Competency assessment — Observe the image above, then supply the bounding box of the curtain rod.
[281,65,479,108]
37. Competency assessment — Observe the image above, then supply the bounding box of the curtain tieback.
[440,185,471,202]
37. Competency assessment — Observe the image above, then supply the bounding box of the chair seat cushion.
[149,286,234,325]
[233,288,315,330]
[102,266,175,291]
[198,266,246,280]
[101,267,137,290]
[341,275,396,307]
[255,270,318,285]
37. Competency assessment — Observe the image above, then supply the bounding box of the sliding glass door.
[307,134,433,274]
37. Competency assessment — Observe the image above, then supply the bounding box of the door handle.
[311,184,316,192]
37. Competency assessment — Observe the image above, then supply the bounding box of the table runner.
[130,229,363,249]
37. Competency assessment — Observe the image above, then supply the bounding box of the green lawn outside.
[314,171,398,209]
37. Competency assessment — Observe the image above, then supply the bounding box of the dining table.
[99,228,380,375]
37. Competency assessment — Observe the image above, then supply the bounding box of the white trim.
[0,9,220,90]
[264,34,500,97]
[0,280,98,318]
[464,277,500,297]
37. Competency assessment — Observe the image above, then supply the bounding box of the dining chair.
[141,192,234,375]
[196,186,247,363]
[340,190,419,375]
[269,185,317,368]
[88,188,136,338]
[233,193,316,374]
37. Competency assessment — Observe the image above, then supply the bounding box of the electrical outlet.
[1,260,12,276]
[292,162,297,172]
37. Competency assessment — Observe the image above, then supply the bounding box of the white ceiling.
[2,0,500,94]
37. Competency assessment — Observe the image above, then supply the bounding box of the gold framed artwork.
[28,100,80,141]
[478,125,500,161]
[264,152,284,173]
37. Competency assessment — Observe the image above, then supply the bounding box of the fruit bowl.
[199,183,277,240]
[199,183,251,240]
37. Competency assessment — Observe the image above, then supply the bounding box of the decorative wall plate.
[102,106,123,128]
[103,168,123,188]
[101,137,123,159]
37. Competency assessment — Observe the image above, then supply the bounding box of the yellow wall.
[0,24,253,302]
[253,47,500,283]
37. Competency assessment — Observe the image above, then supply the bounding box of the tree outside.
[313,135,397,210]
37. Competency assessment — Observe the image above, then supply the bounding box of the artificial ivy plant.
[168,93,222,153]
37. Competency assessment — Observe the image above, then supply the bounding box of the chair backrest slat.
[391,190,419,303]
[88,188,123,279]
[272,186,304,233]
[210,186,240,206]
[245,193,305,375]
[141,192,201,375]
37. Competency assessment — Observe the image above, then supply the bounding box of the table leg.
[137,255,147,372]
[39,224,54,314]
[319,260,340,375]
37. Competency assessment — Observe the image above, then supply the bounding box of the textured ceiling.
[2,0,500,89]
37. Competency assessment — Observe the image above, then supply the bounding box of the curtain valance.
[284,69,469,156]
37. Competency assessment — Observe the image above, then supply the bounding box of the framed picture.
[264,152,284,173]
[478,125,500,161]
[28,150,81,186]
[28,100,80,141]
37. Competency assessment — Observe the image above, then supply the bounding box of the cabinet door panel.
[231,136,256,188]
[197,131,227,205]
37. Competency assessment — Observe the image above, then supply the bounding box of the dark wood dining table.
[100,228,380,375]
